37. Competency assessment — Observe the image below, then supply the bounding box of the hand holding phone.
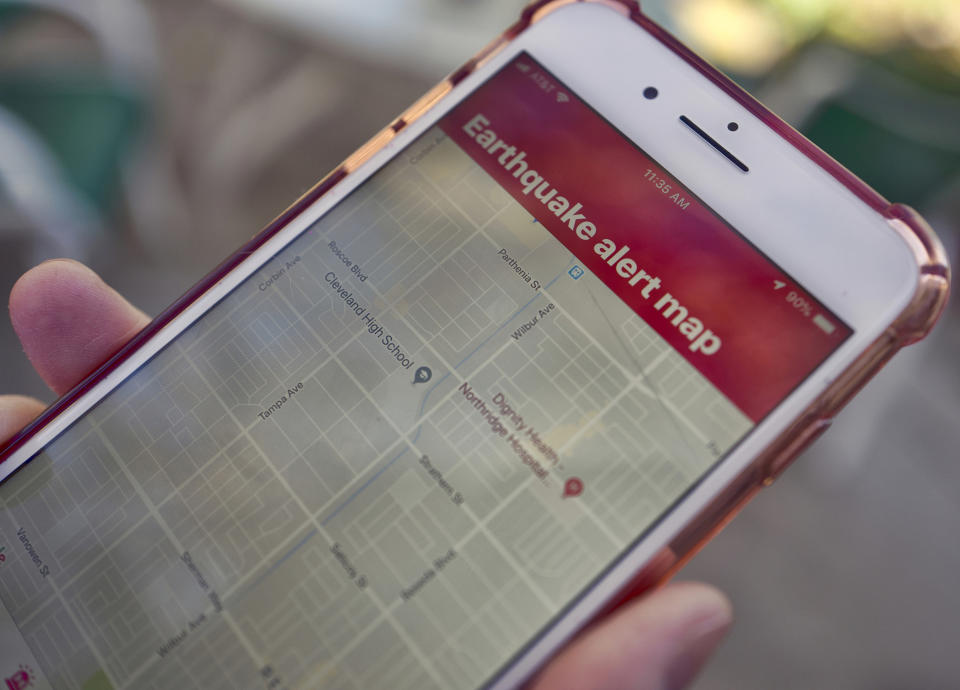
[0,2,948,688]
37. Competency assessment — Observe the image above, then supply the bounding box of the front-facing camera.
[643,86,659,100]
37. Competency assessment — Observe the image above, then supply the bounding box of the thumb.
[9,259,149,396]
[530,582,732,690]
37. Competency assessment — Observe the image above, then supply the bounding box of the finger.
[530,582,732,690]
[9,259,150,396]
[0,395,46,446]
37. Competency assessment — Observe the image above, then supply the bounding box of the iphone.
[0,2,949,688]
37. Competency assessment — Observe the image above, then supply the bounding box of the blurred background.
[0,0,957,687]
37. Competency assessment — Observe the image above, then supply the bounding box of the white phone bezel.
[0,3,922,688]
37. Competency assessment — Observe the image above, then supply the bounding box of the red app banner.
[439,54,850,422]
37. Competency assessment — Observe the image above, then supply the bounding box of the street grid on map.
[0,127,750,690]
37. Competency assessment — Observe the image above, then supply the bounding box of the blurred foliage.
[676,0,960,81]
[672,0,960,208]
[805,101,959,207]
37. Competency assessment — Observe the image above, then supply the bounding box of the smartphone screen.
[0,53,850,689]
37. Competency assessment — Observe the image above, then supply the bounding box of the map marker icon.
[563,477,584,498]
[413,366,432,384]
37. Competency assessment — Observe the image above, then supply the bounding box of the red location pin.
[563,477,584,499]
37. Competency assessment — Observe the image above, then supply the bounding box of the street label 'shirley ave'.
[461,113,722,355]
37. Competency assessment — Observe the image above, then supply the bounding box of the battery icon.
[813,314,836,335]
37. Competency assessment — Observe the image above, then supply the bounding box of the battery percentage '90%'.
[786,291,812,317]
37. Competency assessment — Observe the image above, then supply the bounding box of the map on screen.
[0,53,845,690]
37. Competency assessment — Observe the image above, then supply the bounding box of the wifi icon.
[517,62,531,73]
[556,91,570,103]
